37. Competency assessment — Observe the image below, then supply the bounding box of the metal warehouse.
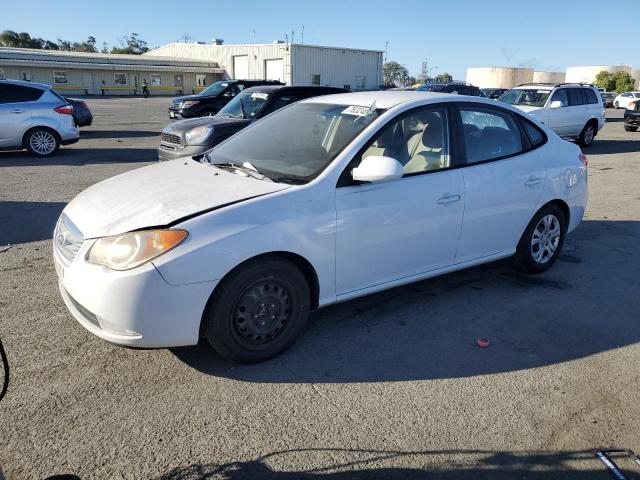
[0,47,224,95]
[145,41,383,90]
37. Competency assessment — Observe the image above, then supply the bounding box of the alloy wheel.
[29,130,56,155]
[530,214,561,264]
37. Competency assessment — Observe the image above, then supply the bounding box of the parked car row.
[55,89,588,363]
[159,85,347,161]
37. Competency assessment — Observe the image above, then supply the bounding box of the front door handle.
[437,194,461,205]
[525,176,544,187]
[11,109,24,114]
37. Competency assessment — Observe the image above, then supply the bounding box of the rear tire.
[577,121,596,147]
[624,125,638,132]
[513,204,567,274]
[24,127,60,157]
[202,257,311,363]
[614,101,619,109]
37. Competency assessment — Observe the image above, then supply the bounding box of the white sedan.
[614,91,640,109]
[54,91,588,363]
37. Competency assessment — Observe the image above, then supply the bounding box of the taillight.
[579,152,588,167]
[54,105,73,115]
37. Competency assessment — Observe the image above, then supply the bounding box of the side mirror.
[352,156,404,183]
[550,100,563,109]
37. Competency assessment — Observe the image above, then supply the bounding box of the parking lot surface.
[0,97,639,479]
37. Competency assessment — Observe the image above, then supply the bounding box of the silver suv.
[0,79,79,157]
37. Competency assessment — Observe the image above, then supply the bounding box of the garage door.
[233,55,249,79]
[265,59,284,83]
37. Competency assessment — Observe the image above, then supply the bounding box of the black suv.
[159,85,348,161]
[415,82,484,96]
[168,79,284,119]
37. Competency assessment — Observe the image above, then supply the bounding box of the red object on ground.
[476,337,490,348]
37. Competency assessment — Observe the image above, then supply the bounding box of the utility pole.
[301,25,304,45]
[384,40,389,64]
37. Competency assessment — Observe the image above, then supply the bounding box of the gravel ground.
[0,97,639,479]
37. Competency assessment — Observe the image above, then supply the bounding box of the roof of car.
[302,90,462,109]
[241,85,348,94]
[0,78,50,89]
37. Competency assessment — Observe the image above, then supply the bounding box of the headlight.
[180,100,200,108]
[88,229,188,271]
[185,125,213,144]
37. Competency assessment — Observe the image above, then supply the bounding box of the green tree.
[111,33,149,55]
[594,71,615,91]
[0,30,58,49]
[613,71,636,93]
[594,70,636,93]
[383,61,409,86]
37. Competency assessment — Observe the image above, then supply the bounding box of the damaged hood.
[64,158,289,239]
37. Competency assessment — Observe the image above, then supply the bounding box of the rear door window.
[460,107,523,164]
[584,88,598,104]
[0,84,44,103]
[568,88,585,106]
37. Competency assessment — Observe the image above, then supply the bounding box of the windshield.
[199,81,230,97]
[499,89,551,107]
[217,90,269,119]
[208,102,382,184]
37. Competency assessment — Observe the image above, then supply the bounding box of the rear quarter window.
[0,84,45,103]
[584,89,599,104]
[519,117,547,149]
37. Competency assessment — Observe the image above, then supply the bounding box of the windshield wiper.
[212,162,271,181]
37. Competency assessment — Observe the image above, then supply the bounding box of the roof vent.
[272,40,286,44]
[211,38,224,45]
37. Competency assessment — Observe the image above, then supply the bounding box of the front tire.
[577,121,596,147]
[614,101,619,109]
[202,257,311,363]
[513,204,567,273]
[24,127,60,157]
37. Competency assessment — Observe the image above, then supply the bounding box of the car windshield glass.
[499,89,551,107]
[208,102,383,184]
[217,90,269,119]
[199,82,229,97]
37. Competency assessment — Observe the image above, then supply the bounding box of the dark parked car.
[623,98,640,131]
[414,82,484,96]
[600,92,616,108]
[159,85,348,161]
[481,88,508,99]
[64,97,92,127]
[168,79,284,119]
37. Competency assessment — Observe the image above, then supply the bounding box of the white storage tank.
[465,67,533,89]
[532,71,565,84]
[565,65,632,84]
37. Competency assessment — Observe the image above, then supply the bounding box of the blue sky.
[2,0,638,79]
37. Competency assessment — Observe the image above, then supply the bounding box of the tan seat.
[404,119,448,174]
[361,124,400,161]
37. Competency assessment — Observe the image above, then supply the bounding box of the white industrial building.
[145,41,383,90]
[565,65,634,84]
[466,67,534,89]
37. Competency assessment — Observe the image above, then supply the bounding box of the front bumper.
[54,244,216,348]
[624,110,640,126]
[158,142,208,162]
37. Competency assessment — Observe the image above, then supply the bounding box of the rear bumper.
[62,137,79,146]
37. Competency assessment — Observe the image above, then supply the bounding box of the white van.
[499,83,605,147]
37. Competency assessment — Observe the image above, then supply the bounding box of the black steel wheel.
[202,256,311,363]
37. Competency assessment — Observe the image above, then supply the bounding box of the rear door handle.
[525,176,544,187]
[11,109,24,114]
[437,194,461,205]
